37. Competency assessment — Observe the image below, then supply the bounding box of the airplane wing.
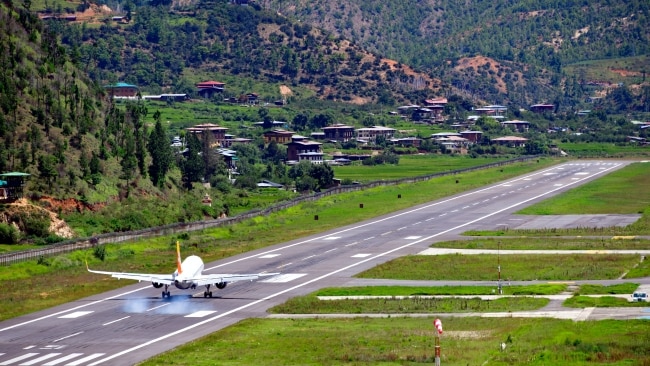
[190,273,279,286]
[86,265,175,285]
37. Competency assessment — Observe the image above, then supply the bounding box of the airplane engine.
[174,280,192,290]
[215,282,227,289]
[152,282,164,288]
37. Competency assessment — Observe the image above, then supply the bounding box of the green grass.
[356,254,642,281]
[575,283,639,295]
[138,317,650,366]
[558,142,650,157]
[315,284,567,296]
[517,162,650,215]
[431,237,650,250]
[563,55,650,85]
[331,155,508,182]
[563,296,648,308]
[269,295,549,314]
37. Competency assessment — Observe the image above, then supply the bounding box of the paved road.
[0,160,647,365]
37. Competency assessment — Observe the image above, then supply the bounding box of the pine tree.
[147,120,172,187]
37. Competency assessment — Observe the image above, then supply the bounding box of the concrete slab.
[504,214,641,230]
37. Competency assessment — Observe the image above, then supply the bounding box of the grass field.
[139,318,650,366]
[356,254,643,281]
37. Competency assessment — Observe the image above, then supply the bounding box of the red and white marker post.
[433,318,443,365]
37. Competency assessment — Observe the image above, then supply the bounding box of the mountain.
[261,0,650,107]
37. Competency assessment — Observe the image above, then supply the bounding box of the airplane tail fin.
[176,241,183,274]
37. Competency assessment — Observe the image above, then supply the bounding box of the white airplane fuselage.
[173,255,204,290]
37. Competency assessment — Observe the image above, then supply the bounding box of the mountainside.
[262,0,650,106]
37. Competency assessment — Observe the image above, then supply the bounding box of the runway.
[0,160,644,365]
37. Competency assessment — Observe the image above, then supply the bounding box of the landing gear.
[203,284,213,298]
[161,284,171,298]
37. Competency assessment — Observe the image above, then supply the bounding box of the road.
[0,160,647,365]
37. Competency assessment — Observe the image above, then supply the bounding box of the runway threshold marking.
[42,353,83,365]
[88,162,626,365]
[16,352,61,365]
[0,353,38,365]
[66,353,105,365]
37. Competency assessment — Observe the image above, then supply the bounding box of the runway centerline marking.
[103,316,130,326]
[146,303,170,312]
[57,311,93,319]
[52,332,83,343]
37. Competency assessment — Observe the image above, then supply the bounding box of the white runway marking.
[258,254,280,259]
[42,353,83,365]
[57,311,93,319]
[103,316,130,326]
[18,353,61,365]
[52,332,83,343]
[405,236,421,240]
[66,353,105,365]
[575,172,589,175]
[554,184,563,187]
[0,353,38,365]
[146,303,169,312]
[351,254,371,258]
[185,311,217,318]
[261,273,306,283]
[324,236,339,240]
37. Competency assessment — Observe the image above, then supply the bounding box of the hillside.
[262,0,650,107]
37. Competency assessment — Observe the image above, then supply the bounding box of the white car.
[631,292,648,302]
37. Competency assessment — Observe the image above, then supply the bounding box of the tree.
[37,154,57,185]
[120,131,138,191]
[180,133,204,189]
[147,120,173,187]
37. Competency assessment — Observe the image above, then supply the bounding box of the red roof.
[196,81,225,88]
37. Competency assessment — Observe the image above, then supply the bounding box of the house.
[491,136,528,147]
[264,129,295,144]
[196,80,225,98]
[459,130,483,143]
[216,148,239,169]
[530,104,554,113]
[500,120,530,132]
[286,138,323,164]
[391,137,422,147]
[186,123,229,147]
[105,82,138,98]
[434,136,470,152]
[321,124,355,142]
[423,97,447,106]
[0,172,30,201]
[356,126,396,143]
[257,180,284,189]
[253,120,287,128]
[221,134,252,148]
[430,132,461,139]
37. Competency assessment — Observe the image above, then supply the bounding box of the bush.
[0,222,20,244]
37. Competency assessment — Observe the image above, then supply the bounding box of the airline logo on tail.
[176,241,183,275]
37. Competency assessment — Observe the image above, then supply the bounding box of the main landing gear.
[162,284,171,298]
[203,284,213,298]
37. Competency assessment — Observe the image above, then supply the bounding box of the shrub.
[0,222,20,244]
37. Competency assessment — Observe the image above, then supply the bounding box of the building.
[263,129,295,144]
[459,130,483,143]
[286,138,323,164]
[530,104,554,113]
[491,136,528,147]
[105,82,138,97]
[321,124,355,142]
[356,126,396,143]
[500,120,530,132]
[0,172,30,201]
[186,123,228,147]
[196,80,225,98]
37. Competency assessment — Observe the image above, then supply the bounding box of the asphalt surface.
[0,160,648,365]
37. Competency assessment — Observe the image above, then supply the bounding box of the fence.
[0,156,539,265]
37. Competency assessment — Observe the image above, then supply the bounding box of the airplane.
[87,241,278,298]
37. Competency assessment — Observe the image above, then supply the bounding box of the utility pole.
[497,241,502,295]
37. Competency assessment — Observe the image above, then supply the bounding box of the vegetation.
[269,295,549,314]
[356,254,642,281]
[138,318,650,365]
[315,284,568,296]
